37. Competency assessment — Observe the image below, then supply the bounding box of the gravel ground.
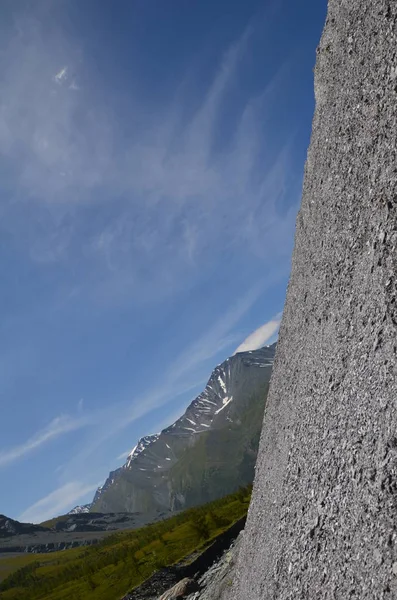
[232,1,397,598]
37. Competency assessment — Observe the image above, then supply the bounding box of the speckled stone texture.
[232,1,397,598]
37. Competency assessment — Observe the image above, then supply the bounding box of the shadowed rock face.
[233,2,397,598]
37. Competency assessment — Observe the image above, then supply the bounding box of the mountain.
[125,434,161,468]
[0,515,48,538]
[90,344,276,518]
[68,434,161,515]
[92,433,160,507]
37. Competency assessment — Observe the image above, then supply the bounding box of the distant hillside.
[0,515,48,539]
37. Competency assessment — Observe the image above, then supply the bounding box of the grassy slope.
[0,554,59,585]
[0,486,251,600]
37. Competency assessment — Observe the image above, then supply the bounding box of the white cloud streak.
[116,450,130,461]
[234,312,282,354]
[0,415,89,468]
[19,481,100,524]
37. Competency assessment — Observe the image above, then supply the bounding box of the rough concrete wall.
[233,1,397,598]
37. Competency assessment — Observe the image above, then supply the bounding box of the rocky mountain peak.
[90,344,276,517]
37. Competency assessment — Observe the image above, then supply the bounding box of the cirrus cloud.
[0,11,296,308]
[0,415,90,468]
[19,481,101,523]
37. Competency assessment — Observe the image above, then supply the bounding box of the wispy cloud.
[116,450,130,461]
[0,11,295,306]
[166,284,264,382]
[54,65,68,84]
[19,481,100,523]
[234,312,282,354]
[0,415,89,468]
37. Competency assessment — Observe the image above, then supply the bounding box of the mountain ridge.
[84,344,275,518]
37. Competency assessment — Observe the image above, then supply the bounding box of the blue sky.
[0,0,326,523]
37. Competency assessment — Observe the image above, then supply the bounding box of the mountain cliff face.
[90,434,160,509]
[232,2,397,599]
[91,345,275,517]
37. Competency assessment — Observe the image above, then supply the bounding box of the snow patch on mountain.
[214,396,233,414]
[68,504,92,515]
[125,433,160,468]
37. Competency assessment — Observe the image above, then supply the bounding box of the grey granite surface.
[233,1,397,598]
